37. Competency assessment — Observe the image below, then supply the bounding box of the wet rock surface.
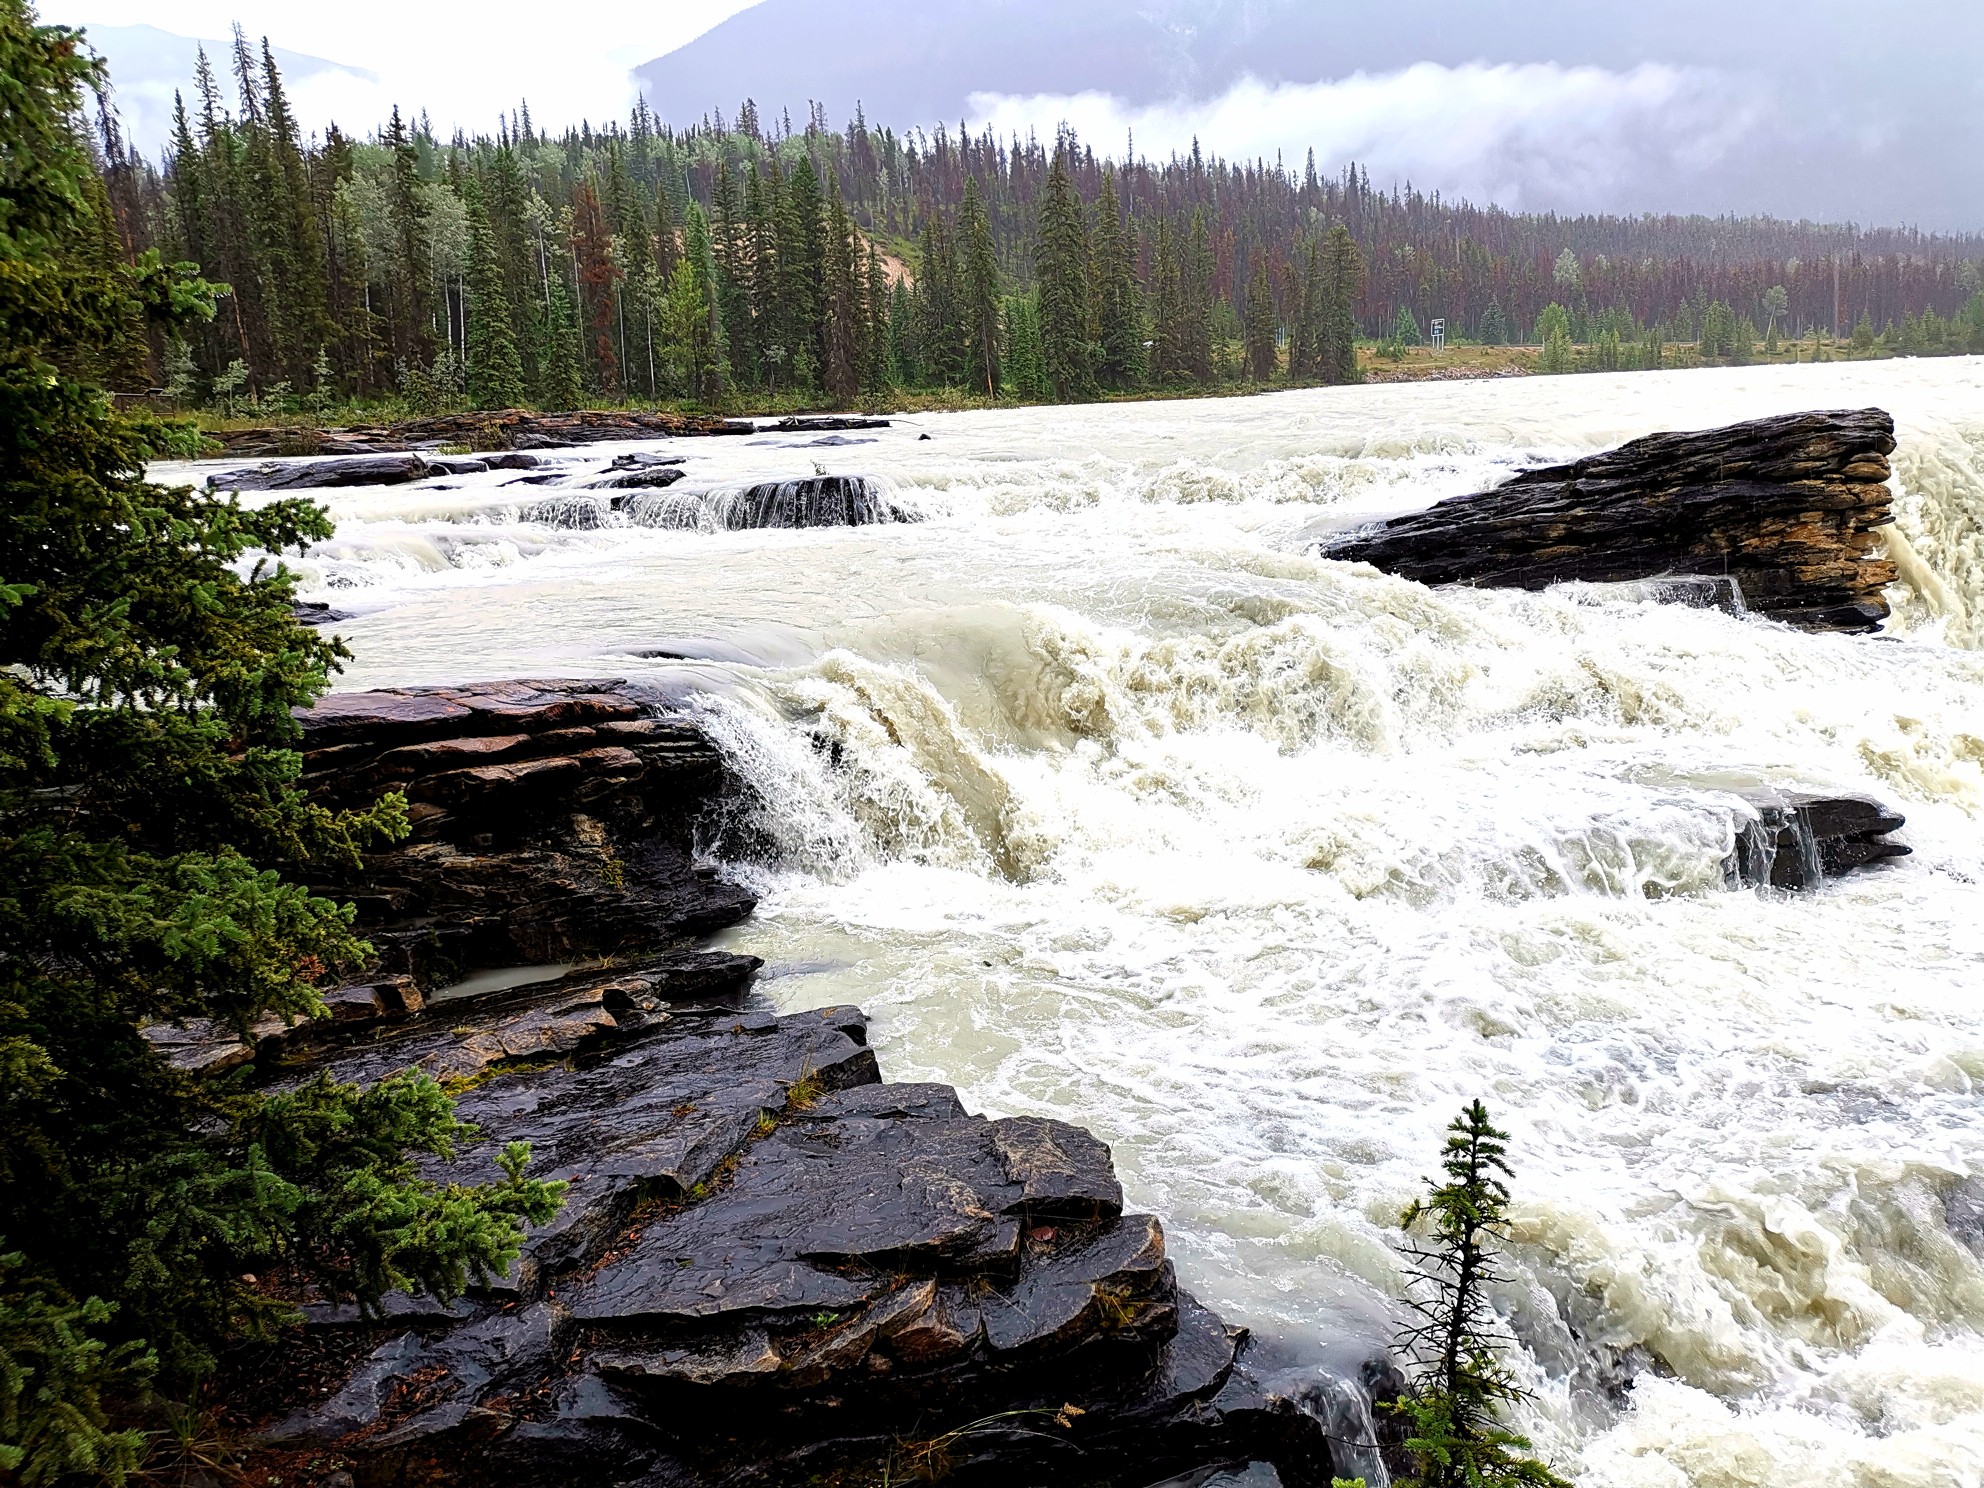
[206,680,1364,1486]
[237,962,1355,1487]
[1316,407,1901,632]
[297,680,756,983]
[1729,788,1910,889]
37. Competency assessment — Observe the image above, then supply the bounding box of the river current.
[190,360,1984,1487]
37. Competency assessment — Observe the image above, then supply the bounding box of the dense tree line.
[87,40,1984,410]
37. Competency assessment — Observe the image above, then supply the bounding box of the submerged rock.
[1315,408,1900,632]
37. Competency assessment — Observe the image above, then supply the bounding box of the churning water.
[191,360,1984,1487]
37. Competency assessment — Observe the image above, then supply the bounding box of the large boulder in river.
[1316,408,1900,632]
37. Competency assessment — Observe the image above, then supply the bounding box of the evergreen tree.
[383,105,432,367]
[957,176,1002,398]
[462,182,525,409]
[861,243,892,396]
[532,263,585,410]
[916,210,963,388]
[1150,215,1188,384]
[663,201,726,406]
[709,159,756,386]
[1289,234,1322,377]
[1243,251,1278,381]
[0,8,563,1479]
[820,192,862,406]
[1181,206,1216,383]
[1392,1103,1568,1488]
[1035,151,1096,402]
[1092,167,1145,391]
[774,157,825,388]
[1003,291,1051,400]
[1319,223,1363,385]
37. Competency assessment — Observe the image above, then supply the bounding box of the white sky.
[46,1,764,137]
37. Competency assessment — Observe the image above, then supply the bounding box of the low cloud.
[967,61,1770,212]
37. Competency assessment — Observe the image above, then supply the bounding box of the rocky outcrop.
[768,415,891,432]
[1729,789,1910,890]
[1317,408,1900,632]
[296,680,756,985]
[229,960,1370,1488]
[190,680,1381,1486]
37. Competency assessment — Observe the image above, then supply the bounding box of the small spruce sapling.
[1391,1101,1568,1488]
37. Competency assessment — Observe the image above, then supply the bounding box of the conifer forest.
[88,32,1984,415]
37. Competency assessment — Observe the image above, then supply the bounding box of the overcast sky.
[52,0,1984,230]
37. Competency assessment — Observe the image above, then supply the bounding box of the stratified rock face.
[1317,408,1900,632]
[296,680,757,984]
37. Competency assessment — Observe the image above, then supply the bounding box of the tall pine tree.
[1035,150,1095,402]
[957,176,1002,398]
[463,181,525,409]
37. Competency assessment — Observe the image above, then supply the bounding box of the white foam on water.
[208,360,1984,1487]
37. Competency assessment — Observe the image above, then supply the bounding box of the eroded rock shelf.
[1316,407,1901,632]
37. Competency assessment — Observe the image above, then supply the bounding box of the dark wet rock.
[293,600,353,626]
[722,475,912,529]
[209,454,433,490]
[296,681,754,984]
[1728,789,1910,890]
[609,453,689,472]
[1316,408,1901,633]
[590,467,689,491]
[767,416,890,432]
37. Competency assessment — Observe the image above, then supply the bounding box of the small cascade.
[621,475,916,531]
[1556,573,1749,617]
[520,494,611,529]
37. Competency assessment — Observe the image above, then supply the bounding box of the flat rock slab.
[211,454,435,490]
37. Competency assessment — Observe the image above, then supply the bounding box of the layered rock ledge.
[174,681,1382,1486]
[1317,407,1900,632]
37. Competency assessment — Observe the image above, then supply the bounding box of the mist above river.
[215,359,1984,1487]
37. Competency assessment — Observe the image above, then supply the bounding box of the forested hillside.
[90,30,1984,411]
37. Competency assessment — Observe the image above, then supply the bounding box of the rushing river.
[191,360,1984,1487]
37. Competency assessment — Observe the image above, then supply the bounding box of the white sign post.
[1430,318,1447,350]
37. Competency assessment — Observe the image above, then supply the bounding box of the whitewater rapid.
[206,360,1984,1487]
